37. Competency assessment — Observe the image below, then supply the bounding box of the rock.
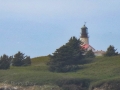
[0,86,23,90]
[92,82,120,90]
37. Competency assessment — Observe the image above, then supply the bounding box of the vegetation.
[104,45,119,56]
[0,56,120,90]
[56,78,90,90]
[12,51,31,66]
[0,54,12,69]
[85,50,95,58]
[47,37,84,72]
[0,43,120,89]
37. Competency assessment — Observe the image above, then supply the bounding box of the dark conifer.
[105,45,118,56]
[48,37,84,72]
[12,51,31,66]
[0,54,12,69]
[85,50,95,58]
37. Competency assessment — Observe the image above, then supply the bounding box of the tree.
[104,45,118,56]
[47,37,84,72]
[12,51,31,66]
[0,54,12,69]
[23,56,31,66]
[12,51,24,66]
[85,50,95,58]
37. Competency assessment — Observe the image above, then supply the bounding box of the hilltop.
[0,56,120,90]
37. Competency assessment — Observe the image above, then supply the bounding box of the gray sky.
[0,0,120,57]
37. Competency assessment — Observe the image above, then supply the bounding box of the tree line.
[0,36,119,71]
[0,51,31,69]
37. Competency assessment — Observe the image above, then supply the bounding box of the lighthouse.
[79,24,106,56]
[80,24,89,45]
[80,24,95,52]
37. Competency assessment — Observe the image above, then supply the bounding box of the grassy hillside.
[0,55,120,89]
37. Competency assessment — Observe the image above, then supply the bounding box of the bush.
[56,78,90,90]
[49,65,80,72]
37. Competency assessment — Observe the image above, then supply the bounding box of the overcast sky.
[0,0,120,58]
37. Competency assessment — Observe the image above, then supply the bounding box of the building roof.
[81,44,89,49]
[81,25,88,29]
[94,50,106,54]
[81,44,95,51]
[94,50,106,56]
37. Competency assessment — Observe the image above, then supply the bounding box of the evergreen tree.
[48,37,84,72]
[0,54,12,69]
[23,56,31,66]
[85,50,95,58]
[12,51,24,66]
[105,45,118,56]
[12,51,31,66]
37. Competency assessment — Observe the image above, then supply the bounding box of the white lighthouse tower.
[80,24,95,52]
[80,24,89,45]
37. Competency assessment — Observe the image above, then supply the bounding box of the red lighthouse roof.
[81,44,95,52]
[81,44,89,49]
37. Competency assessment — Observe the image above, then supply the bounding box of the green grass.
[31,56,49,65]
[0,55,120,89]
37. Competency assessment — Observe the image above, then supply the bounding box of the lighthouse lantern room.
[80,24,89,45]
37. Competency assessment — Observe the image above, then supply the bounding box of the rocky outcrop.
[92,82,120,90]
[0,85,24,90]
[0,84,61,90]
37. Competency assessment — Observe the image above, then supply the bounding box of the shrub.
[56,78,90,90]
